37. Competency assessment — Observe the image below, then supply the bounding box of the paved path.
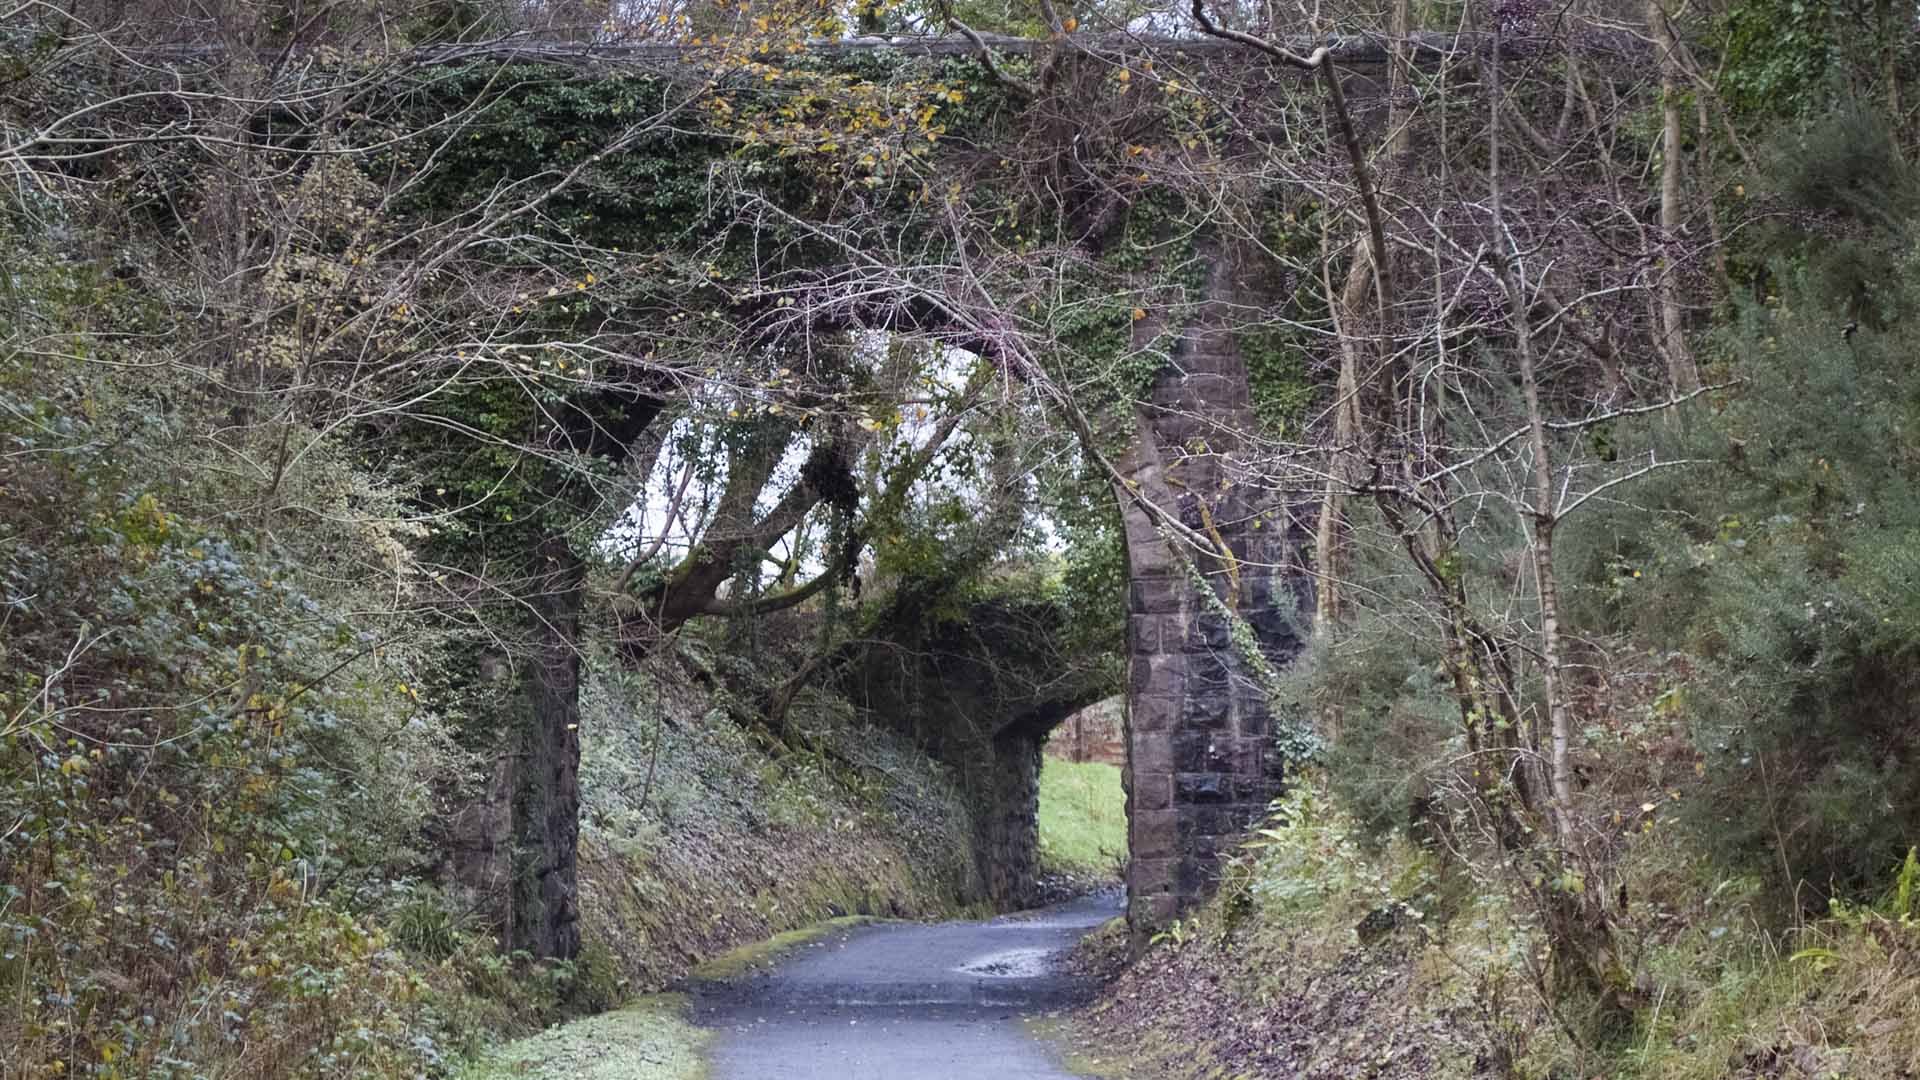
[691,892,1120,1080]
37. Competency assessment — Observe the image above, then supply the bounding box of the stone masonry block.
[1132,771,1173,812]
[1228,737,1267,779]
[1129,892,1180,931]
[1172,731,1231,773]
[1130,857,1178,895]
[1185,647,1230,691]
[1132,810,1179,859]
[1128,612,1186,655]
[1173,373,1251,410]
[1177,806,1233,839]
[1142,407,1202,447]
[1129,695,1180,734]
[1128,652,1187,701]
[1131,734,1173,775]
[1174,772,1231,804]
[1190,611,1233,651]
[1236,701,1273,740]
[1129,575,1186,615]
[1178,853,1222,896]
[1179,687,1231,730]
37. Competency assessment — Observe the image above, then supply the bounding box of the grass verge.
[1023,1014,1134,1078]
[455,994,709,1080]
[1037,758,1127,878]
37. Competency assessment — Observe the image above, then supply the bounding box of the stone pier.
[1117,236,1313,932]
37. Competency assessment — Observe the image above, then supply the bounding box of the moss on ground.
[689,915,875,981]
[560,652,980,1001]
[456,995,709,1080]
[1037,759,1127,878]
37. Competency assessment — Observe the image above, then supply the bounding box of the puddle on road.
[955,947,1058,979]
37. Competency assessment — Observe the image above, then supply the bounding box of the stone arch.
[840,593,1115,910]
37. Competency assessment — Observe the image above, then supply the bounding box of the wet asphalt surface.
[690,890,1122,1079]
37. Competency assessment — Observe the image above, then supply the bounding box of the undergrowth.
[1080,770,1920,1080]
[0,342,979,1076]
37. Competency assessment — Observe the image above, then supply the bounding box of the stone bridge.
[799,31,1399,930]
[407,29,1436,934]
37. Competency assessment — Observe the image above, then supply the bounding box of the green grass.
[455,994,709,1080]
[1037,758,1128,878]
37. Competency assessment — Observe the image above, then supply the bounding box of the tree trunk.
[1488,22,1624,1024]
[1695,93,1730,284]
[510,532,586,961]
[1386,0,1411,159]
[1650,0,1699,392]
[1883,0,1904,118]
[1488,9,1566,838]
[1315,241,1373,630]
[1501,251,1575,840]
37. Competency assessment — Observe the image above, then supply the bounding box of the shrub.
[0,339,457,1075]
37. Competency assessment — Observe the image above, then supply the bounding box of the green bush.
[1563,108,1920,911]
[0,335,457,1075]
[1303,624,1458,846]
